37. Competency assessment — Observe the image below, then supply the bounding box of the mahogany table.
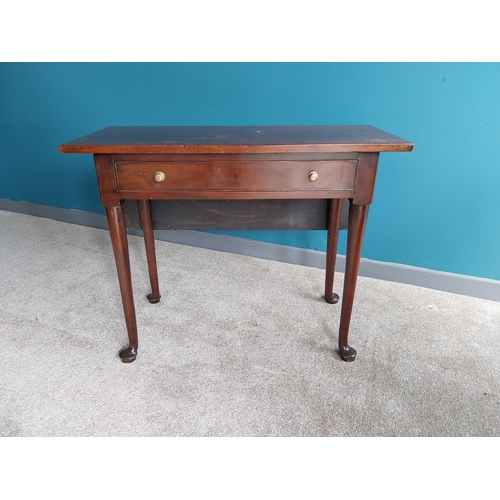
[60,126,413,363]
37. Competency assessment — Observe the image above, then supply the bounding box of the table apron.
[116,189,356,200]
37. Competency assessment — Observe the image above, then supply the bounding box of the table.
[60,126,413,363]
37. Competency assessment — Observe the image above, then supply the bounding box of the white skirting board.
[1,198,499,302]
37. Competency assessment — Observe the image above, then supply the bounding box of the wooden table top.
[59,125,414,154]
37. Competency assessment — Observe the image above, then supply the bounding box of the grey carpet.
[1,210,499,436]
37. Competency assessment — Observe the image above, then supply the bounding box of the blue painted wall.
[1,63,499,280]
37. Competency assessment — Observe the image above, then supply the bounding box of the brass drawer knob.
[308,171,319,182]
[154,171,165,183]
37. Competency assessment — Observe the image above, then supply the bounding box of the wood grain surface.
[60,126,414,154]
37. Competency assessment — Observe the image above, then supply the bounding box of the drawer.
[115,160,357,192]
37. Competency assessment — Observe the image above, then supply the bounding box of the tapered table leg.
[338,202,369,362]
[323,198,342,304]
[138,199,161,304]
[105,205,139,363]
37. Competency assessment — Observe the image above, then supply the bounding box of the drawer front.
[115,160,357,192]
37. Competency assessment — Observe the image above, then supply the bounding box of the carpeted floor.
[0,209,499,436]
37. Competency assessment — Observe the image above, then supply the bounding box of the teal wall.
[1,63,499,280]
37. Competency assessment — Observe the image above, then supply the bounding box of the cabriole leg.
[338,202,369,362]
[138,199,161,304]
[323,198,342,304]
[106,205,139,363]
